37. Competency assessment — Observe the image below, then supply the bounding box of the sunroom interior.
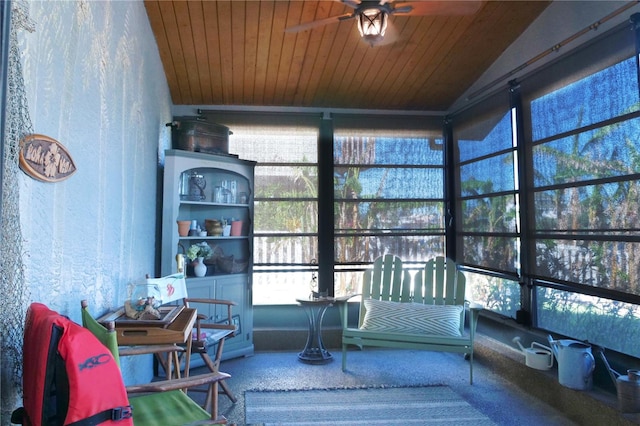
[3,0,640,423]
[168,1,640,366]
[166,0,640,417]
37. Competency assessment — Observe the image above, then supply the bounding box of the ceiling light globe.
[357,8,388,44]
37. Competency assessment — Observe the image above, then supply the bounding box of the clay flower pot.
[230,220,243,236]
[177,220,191,237]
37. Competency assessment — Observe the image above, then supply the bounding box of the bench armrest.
[336,294,361,329]
[465,301,483,339]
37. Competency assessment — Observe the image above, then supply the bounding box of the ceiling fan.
[285,0,482,46]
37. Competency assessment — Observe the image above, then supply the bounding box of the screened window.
[332,115,445,296]
[536,287,640,356]
[520,24,640,355]
[450,89,521,316]
[202,112,321,304]
[452,90,521,277]
[525,47,640,293]
[447,22,640,355]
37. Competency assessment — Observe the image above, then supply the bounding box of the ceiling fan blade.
[394,1,482,16]
[285,12,354,33]
[342,0,362,9]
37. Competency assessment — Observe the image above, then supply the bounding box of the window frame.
[519,23,640,309]
[331,114,448,287]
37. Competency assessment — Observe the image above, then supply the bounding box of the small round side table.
[295,297,335,364]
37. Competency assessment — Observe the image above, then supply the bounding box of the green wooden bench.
[341,255,481,384]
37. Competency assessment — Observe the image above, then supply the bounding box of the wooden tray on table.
[97,305,184,327]
[98,306,197,346]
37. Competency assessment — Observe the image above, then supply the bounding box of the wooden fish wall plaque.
[19,134,77,182]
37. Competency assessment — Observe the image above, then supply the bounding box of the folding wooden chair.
[81,300,230,424]
[11,302,229,425]
[145,273,238,405]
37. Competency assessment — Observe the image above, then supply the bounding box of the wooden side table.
[99,307,197,378]
[295,298,335,364]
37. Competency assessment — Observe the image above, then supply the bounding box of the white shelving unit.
[161,149,255,360]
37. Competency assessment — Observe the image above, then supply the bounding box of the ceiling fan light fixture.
[357,7,388,45]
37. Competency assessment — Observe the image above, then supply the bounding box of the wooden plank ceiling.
[144,0,551,111]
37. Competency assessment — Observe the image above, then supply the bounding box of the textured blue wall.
[16,0,171,389]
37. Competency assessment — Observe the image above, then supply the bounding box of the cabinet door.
[186,278,215,320]
[214,275,251,356]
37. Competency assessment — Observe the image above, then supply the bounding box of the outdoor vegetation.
[537,287,640,355]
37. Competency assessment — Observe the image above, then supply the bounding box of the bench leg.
[341,344,347,371]
[469,351,474,385]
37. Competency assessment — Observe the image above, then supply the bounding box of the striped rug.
[245,385,495,425]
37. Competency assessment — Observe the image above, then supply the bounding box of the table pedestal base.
[297,300,333,364]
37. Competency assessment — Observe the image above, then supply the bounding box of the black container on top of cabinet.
[170,116,231,155]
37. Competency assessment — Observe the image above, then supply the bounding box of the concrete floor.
[191,337,636,425]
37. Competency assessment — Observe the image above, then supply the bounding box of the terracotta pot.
[230,220,243,236]
[177,220,191,237]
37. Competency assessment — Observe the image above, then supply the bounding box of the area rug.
[244,385,495,425]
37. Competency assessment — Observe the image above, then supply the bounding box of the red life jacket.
[12,303,132,426]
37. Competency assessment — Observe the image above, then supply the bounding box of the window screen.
[201,111,321,304]
[452,90,520,275]
[332,114,445,295]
